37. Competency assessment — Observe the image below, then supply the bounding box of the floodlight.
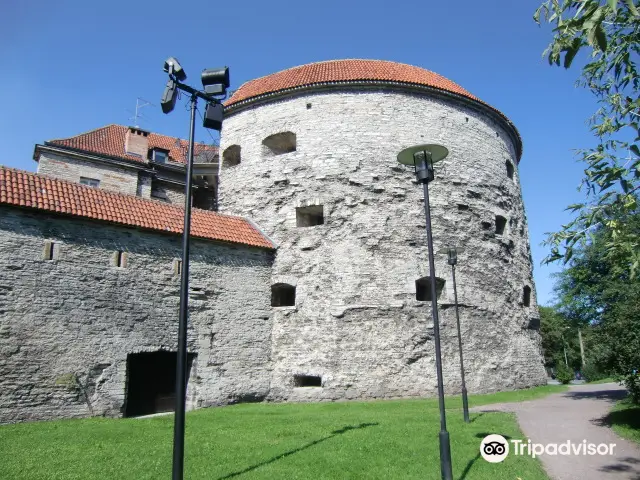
[164,57,187,82]
[203,102,223,131]
[201,67,230,96]
[161,79,178,114]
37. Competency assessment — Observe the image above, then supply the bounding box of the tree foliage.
[534,0,640,277]
[553,211,640,401]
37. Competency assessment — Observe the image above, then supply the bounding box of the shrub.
[555,363,574,384]
[582,362,609,382]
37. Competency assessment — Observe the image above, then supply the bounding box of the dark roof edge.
[224,80,523,161]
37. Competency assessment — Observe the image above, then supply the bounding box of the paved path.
[472,383,640,480]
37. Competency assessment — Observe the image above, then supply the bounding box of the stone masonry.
[0,207,273,423]
[219,86,547,402]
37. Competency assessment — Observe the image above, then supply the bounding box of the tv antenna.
[128,97,154,128]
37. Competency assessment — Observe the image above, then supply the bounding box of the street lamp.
[161,57,230,480]
[439,246,470,423]
[397,144,453,480]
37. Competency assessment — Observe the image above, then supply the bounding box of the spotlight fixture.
[203,102,223,131]
[201,67,230,96]
[161,79,178,114]
[164,57,187,82]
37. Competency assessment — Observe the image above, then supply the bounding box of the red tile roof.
[45,124,218,165]
[225,59,522,160]
[0,166,274,250]
[227,59,480,106]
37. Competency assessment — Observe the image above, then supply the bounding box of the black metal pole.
[421,180,453,480]
[172,93,197,480]
[451,264,470,423]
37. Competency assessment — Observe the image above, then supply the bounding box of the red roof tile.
[45,125,218,165]
[227,59,480,106]
[0,166,274,250]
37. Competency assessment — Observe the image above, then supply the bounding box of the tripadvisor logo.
[480,434,616,462]
[480,434,509,463]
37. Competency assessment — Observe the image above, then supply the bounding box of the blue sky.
[2,0,598,306]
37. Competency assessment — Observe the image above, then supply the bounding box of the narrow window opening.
[296,205,324,227]
[262,131,296,155]
[173,259,182,276]
[114,250,128,268]
[457,204,469,211]
[415,276,445,301]
[43,241,55,261]
[523,286,531,307]
[306,103,312,109]
[271,283,296,307]
[79,177,100,188]
[294,375,321,387]
[506,161,514,180]
[495,215,507,235]
[222,145,241,168]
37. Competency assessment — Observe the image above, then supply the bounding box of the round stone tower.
[219,59,546,402]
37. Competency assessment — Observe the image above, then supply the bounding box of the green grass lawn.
[0,385,566,480]
[608,398,640,446]
[586,378,617,384]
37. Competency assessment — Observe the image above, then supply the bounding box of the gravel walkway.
[472,383,640,479]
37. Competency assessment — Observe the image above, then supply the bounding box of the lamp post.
[160,57,229,480]
[397,144,453,480]
[440,246,469,423]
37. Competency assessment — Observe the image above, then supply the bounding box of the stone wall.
[0,207,274,423]
[219,88,547,401]
[38,151,140,197]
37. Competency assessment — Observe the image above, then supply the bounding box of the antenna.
[128,97,155,128]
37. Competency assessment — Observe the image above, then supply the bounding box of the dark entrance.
[124,351,195,417]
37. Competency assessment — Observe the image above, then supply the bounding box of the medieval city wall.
[0,207,273,423]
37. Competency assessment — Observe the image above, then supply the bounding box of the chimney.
[125,127,150,158]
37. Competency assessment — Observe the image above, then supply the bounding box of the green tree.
[553,211,640,401]
[539,306,582,371]
[534,0,640,277]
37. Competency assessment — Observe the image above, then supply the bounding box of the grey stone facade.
[0,207,273,424]
[38,150,140,197]
[219,87,547,401]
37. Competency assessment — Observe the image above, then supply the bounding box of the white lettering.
[546,443,558,455]
[597,444,609,455]
[609,444,616,455]
[532,444,545,458]
[558,441,571,455]
[588,444,597,455]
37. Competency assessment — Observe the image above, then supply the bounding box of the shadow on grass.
[217,422,379,479]
[458,433,513,480]
[592,402,640,430]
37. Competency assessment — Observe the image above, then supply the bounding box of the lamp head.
[438,246,464,266]
[397,144,448,184]
[201,67,230,96]
[163,57,187,82]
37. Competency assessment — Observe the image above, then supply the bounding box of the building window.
[113,250,128,268]
[271,283,296,307]
[173,258,182,276]
[262,131,296,155]
[43,241,56,261]
[294,375,322,387]
[415,276,445,301]
[151,149,169,163]
[506,161,514,180]
[150,181,168,201]
[222,145,241,168]
[495,215,507,235]
[296,205,324,227]
[79,177,100,188]
[523,286,531,307]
